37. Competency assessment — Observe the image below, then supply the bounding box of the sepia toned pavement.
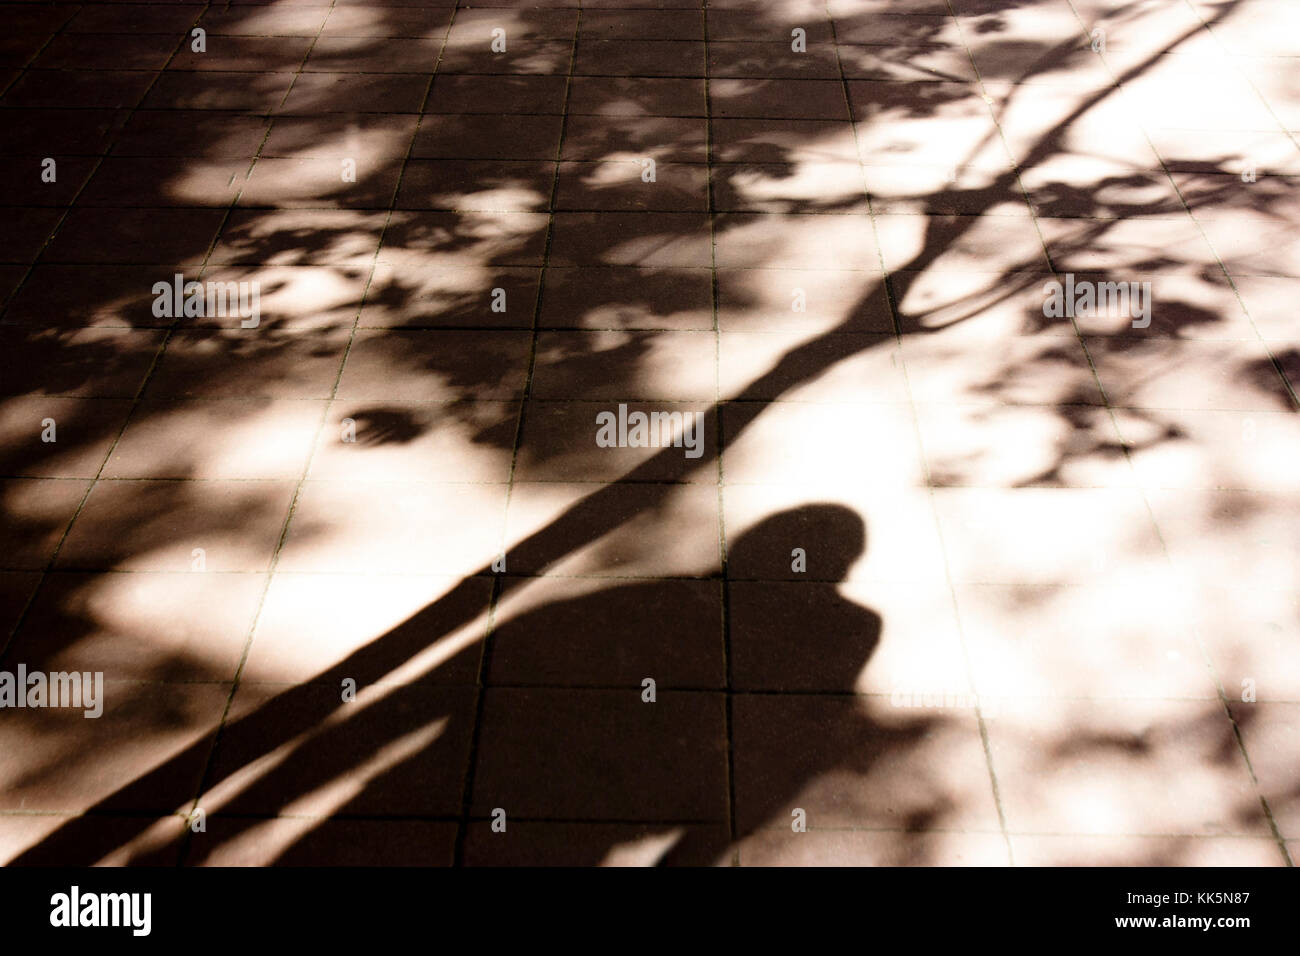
[0,0,1297,866]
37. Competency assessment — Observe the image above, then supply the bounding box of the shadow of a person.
[452,503,885,866]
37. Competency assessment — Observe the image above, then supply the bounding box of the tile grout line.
[700,0,741,867]
[450,1,585,867]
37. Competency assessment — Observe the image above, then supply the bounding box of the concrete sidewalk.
[0,0,1297,866]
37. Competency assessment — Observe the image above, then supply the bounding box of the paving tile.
[0,814,187,867]
[0,328,166,398]
[540,265,713,330]
[583,10,704,42]
[931,487,1165,586]
[709,77,849,120]
[310,399,517,482]
[144,70,297,111]
[0,155,98,207]
[275,480,509,575]
[709,42,840,79]
[279,72,429,114]
[1115,406,1300,491]
[488,575,723,687]
[711,117,859,164]
[561,114,707,162]
[1013,835,1288,866]
[303,36,440,74]
[463,821,731,866]
[732,695,1002,832]
[707,10,833,43]
[186,818,458,866]
[1227,701,1300,839]
[721,401,923,487]
[77,156,244,209]
[1086,335,1292,412]
[548,212,712,267]
[717,267,889,335]
[1198,212,1300,278]
[209,209,387,266]
[849,80,1010,170]
[988,698,1271,837]
[0,266,23,310]
[575,40,706,77]
[1144,488,1299,593]
[68,4,205,35]
[170,35,313,72]
[245,572,491,685]
[0,570,41,636]
[447,8,578,44]
[531,329,716,401]
[729,579,883,692]
[874,212,1050,273]
[5,570,266,681]
[197,263,372,331]
[378,211,550,268]
[360,263,537,328]
[112,111,271,161]
[395,159,554,212]
[721,482,949,586]
[713,161,868,214]
[0,477,92,570]
[5,70,156,109]
[718,330,906,402]
[437,38,573,75]
[471,687,729,821]
[900,325,1102,406]
[42,207,226,266]
[862,164,1030,217]
[0,208,62,264]
[557,158,707,211]
[739,830,1010,866]
[426,74,568,114]
[336,329,530,401]
[566,76,706,116]
[1189,585,1300,703]
[0,680,230,813]
[1231,275,1300,340]
[104,399,324,480]
[56,478,296,572]
[202,682,476,817]
[261,114,418,159]
[1146,127,1300,177]
[505,481,722,578]
[412,113,563,160]
[889,269,1073,338]
[954,578,1221,703]
[321,7,452,39]
[239,156,404,209]
[0,396,133,477]
[0,109,128,157]
[143,330,350,400]
[196,5,329,37]
[515,400,713,482]
[714,212,882,270]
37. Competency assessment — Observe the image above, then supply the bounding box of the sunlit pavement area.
[0,0,1296,867]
